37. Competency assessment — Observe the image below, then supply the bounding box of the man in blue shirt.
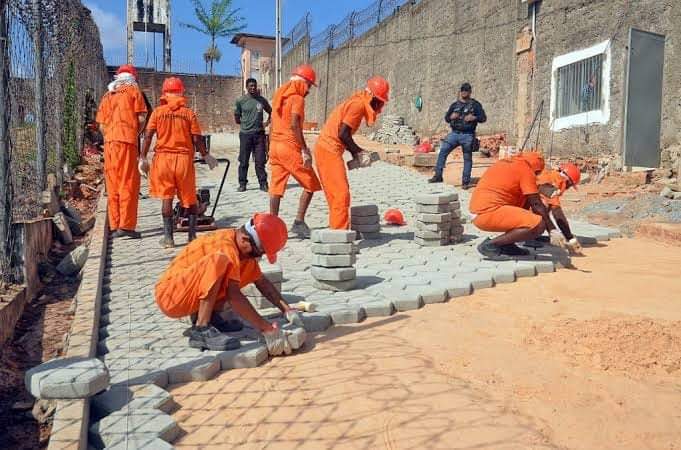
[428,83,486,189]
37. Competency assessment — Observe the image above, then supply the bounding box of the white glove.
[263,323,292,356]
[301,148,312,168]
[356,151,373,168]
[285,310,304,327]
[203,153,218,170]
[137,157,149,178]
[566,237,583,255]
[549,229,567,248]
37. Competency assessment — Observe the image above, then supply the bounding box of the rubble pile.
[369,115,419,146]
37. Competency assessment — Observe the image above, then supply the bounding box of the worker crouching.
[140,77,218,248]
[155,213,303,355]
[313,76,390,229]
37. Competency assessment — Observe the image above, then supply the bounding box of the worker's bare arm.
[254,276,292,314]
[225,280,274,332]
[192,134,208,157]
[551,206,574,240]
[140,129,155,159]
[339,123,364,157]
[291,112,308,150]
[527,193,555,232]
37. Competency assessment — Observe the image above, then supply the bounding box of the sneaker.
[159,236,175,248]
[461,183,473,190]
[476,238,506,260]
[499,243,530,256]
[188,325,241,351]
[237,184,247,192]
[183,313,244,336]
[259,182,269,192]
[113,229,142,239]
[289,220,311,239]
[428,175,443,183]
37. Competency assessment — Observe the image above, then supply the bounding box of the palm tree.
[182,0,246,75]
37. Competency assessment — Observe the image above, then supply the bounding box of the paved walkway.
[89,143,620,448]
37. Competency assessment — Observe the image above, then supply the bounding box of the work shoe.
[237,184,247,192]
[183,313,244,336]
[461,183,473,190]
[113,229,142,239]
[188,325,241,351]
[289,220,311,239]
[428,175,443,183]
[259,182,269,192]
[159,236,175,248]
[477,238,506,261]
[499,243,530,256]
[263,323,292,356]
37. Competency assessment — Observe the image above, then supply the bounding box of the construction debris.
[350,204,381,239]
[310,230,358,291]
[369,115,419,146]
[56,245,89,275]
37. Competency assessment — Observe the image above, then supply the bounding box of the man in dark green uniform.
[235,78,272,192]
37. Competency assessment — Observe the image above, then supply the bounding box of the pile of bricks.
[310,229,358,292]
[369,114,419,146]
[350,204,381,239]
[414,193,464,246]
[242,265,283,310]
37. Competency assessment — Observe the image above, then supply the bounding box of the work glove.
[263,323,292,356]
[203,153,218,170]
[549,229,567,249]
[301,147,312,168]
[138,157,149,178]
[566,237,583,255]
[285,309,304,327]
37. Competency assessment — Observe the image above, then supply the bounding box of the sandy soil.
[170,237,681,450]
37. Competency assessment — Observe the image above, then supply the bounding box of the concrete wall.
[281,0,681,163]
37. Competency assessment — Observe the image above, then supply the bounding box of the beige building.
[231,33,277,98]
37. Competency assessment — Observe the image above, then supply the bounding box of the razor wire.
[282,12,310,55]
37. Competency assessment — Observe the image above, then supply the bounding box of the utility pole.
[275,0,282,88]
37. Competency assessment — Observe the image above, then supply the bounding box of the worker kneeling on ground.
[470,152,567,259]
[140,77,218,248]
[268,64,322,239]
[155,213,303,355]
[314,76,390,229]
[532,162,583,254]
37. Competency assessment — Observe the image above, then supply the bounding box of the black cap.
[460,82,472,92]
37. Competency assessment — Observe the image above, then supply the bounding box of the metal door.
[623,28,665,167]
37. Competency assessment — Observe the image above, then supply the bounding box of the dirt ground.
[170,237,681,450]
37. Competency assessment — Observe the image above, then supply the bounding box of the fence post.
[32,0,46,190]
[349,12,356,40]
[0,0,13,279]
[377,0,384,23]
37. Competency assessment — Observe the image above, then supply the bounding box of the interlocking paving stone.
[492,268,517,283]
[359,299,395,317]
[301,312,332,332]
[415,237,449,247]
[283,324,307,349]
[311,243,356,255]
[350,204,379,216]
[416,212,452,223]
[350,215,380,225]
[514,261,538,277]
[313,278,358,291]
[89,408,180,449]
[311,229,357,243]
[415,192,458,204]
[415,229,449,239]
[25,357,109,400]
[415,221,449,231]
[311,253,357,267]
[311,266,357,281]
[92,384,173,418]
[323,306,366,324]
[213,342,269,369]
[162,356,221,384]
[421,285,449,304]
[106,437,174,450]
[351,222,381,232]
[386,289,423,311]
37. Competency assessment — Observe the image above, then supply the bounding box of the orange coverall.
[469,157,542,232]
[147,95,202,207]
[313,91,377,229]
[155,229,262,318]
[536,169,568,208]
[96,84,147,231]
[268,80,321,197]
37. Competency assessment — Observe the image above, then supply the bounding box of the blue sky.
[86,0,373,75]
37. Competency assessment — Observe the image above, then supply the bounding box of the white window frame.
[550,40,611,131]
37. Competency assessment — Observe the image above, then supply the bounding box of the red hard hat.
[367,76,390,102]
[560,162,581,189]
[252,213,288,264]
[292,64,317,86]
[162,77,185,94]
[521,151,545,173]
[384,208,406,226]
[116,64,137,80]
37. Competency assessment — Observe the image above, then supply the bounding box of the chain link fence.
[0,0,108,281]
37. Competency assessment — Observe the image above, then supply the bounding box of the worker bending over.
[470,152,566,259]
[534,163,583,254]
[268,64,322,239]
[314,76,390,229]
[155,213,303,355]
[139,77,217,248]
[96,64,148,238]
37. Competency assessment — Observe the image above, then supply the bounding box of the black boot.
[159,216,174,248]
[188,215,197,242]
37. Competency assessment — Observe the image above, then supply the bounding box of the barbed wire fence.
[0,0,108,282]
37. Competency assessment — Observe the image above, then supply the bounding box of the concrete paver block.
[109,369,169,389]
[534,260,555,273]
[313,278,358,291]
[357,231,382,240]
[326,306,366,324]
[162,356,221,384]
[350,204,378,217]
[214,342,268,369]
[416,212,452,223]
[415,229,449,240]
[492,268,516,283]
[92,384,173,418]
[351,223,381,233]
[283,325,307,350]
[416,203,450,214]
[311,253,356,267]
[387,289,423,311]
[415,221,449,232]
[514,261,537,277]
[360,300,395,317]
[415,237,449,247]
[311,266,356,281]
[25,356,109,400]
[447,279,472,298]
[351,214,380,225]
[106,437,174,450]
[89,408,180,449]
[421,286,449,304]
[301,312,332,332]
[311,243,356,255]
[457,272,494,290]
[415,192,458,204]
[311,229,357,243]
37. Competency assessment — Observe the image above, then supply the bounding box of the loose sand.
[170,238,681,449]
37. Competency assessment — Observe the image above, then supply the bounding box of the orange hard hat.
[116,64,137,80]
[384,208,406,226]
[367,76,390,102]
[560,162,581,189]
[162,76,185,94]
[292,64,317,86]
[251,213,288,264]
[521,151,545,173]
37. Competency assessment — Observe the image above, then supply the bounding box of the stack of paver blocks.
[350,205,381,239]
[310,229,358,291]
[414,192,463,246]
[242,265,283,310]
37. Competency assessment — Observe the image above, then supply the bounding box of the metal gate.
[622,28,666,168]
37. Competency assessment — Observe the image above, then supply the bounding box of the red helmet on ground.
[116,64,137,80]
[560,162,581,189]
[384,208,406,226]
[292,64,317,86]
[367,76,390,102]
[520,151,545,173]
[250,213,288,264]
[162,77,185,94]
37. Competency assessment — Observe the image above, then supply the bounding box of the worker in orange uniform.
[96,64,148,238]
[155,213,304,354]
[533,162,583,254]
[139,77,218,248]
[268,64,322,239]
[313,76,390,229]
[470,152,566,259]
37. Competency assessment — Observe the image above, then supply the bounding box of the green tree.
[182,0,246,75]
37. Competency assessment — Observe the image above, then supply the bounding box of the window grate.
[556,53,603,118]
